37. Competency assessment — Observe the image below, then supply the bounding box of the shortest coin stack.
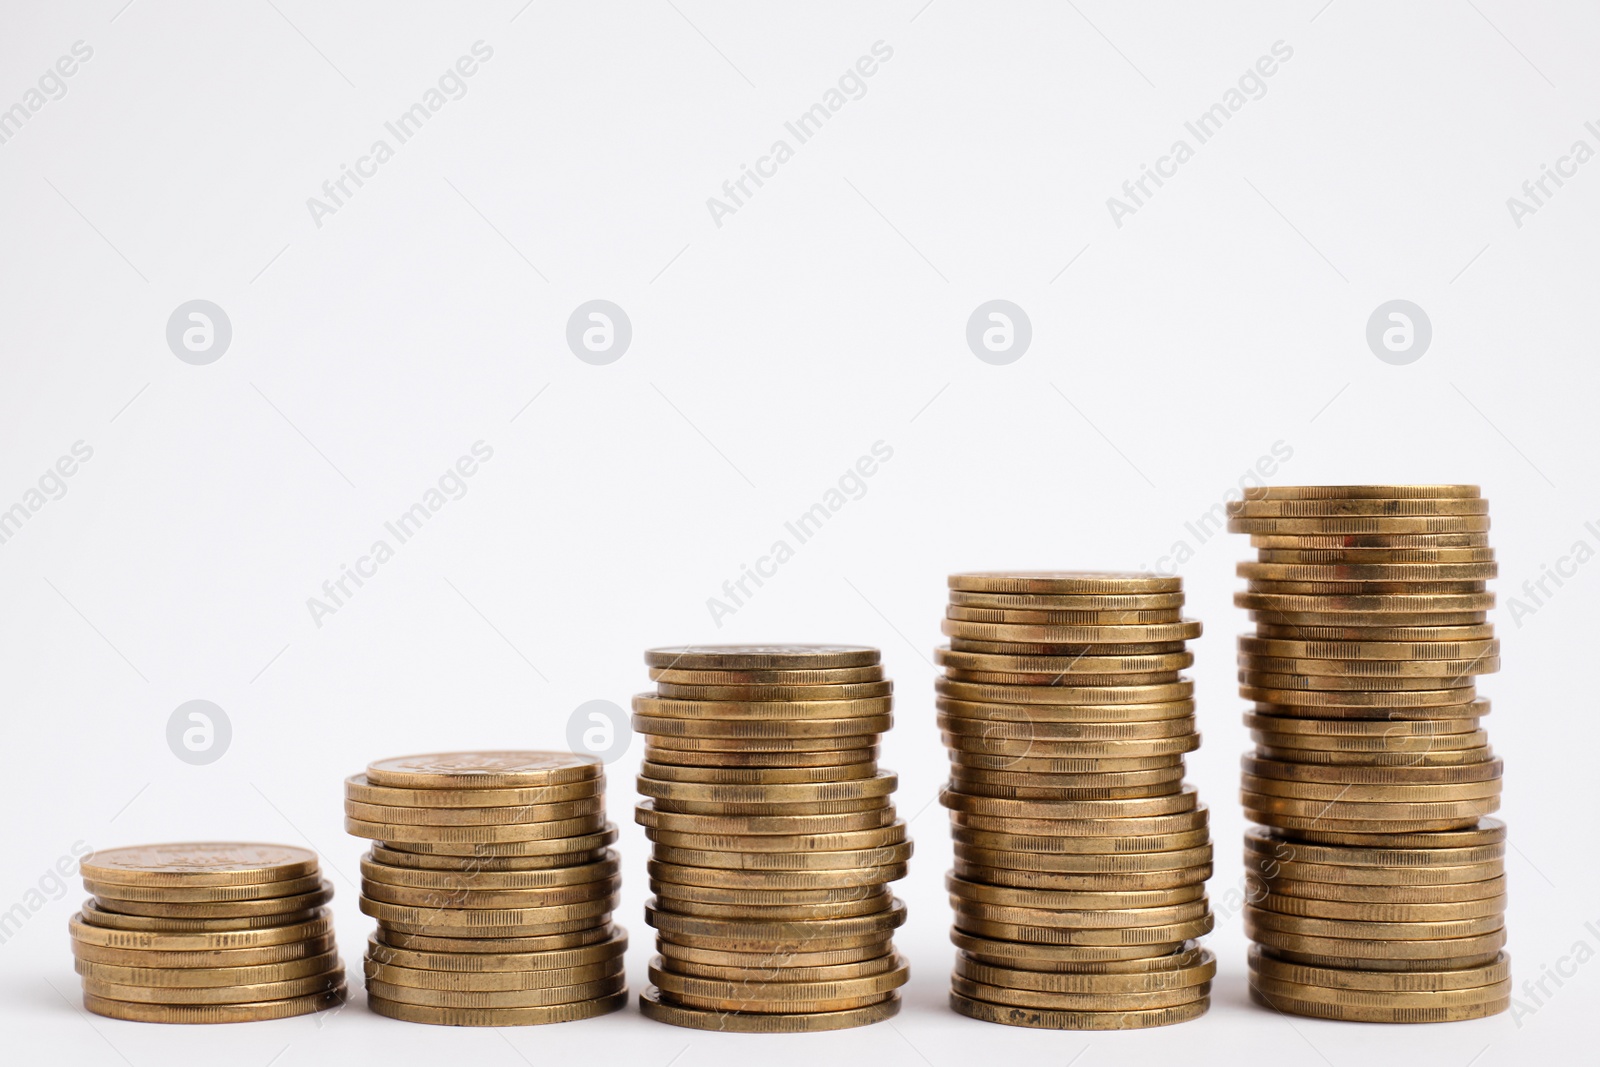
[345,751,627,1026]
[71,843,345,1023]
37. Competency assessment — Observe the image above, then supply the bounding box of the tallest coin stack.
[1228,485,1510,1022]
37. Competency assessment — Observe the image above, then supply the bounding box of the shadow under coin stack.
[1228,485,1510,1022]
[344,751,627,1025]
[70,843,344,1023]
[936,571,1216,1030]
[633,644,911,1032]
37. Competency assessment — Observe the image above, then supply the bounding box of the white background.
[2,1,1597,1064]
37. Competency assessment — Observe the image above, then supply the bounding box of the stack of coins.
[70,843,344,1023]
[344,751,627,1026]
[935,572,1215,1030]
[1228,485,1510,1021]
[633,645,911,1032]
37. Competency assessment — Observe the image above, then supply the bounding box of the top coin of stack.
[70,843,345,1023]
[344,751,627,1026]
[633,644,911,1033]
[936,572,1216,1030]
[1227,485,1510,1022]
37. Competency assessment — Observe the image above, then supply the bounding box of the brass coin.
[1249,874,1506,904]
[946,606,1184,625]
[1267,819,1506,850]
[949,572,1182,594]
[645,737,877,757]
[1238,636,1499,660]
[653,681,894,701]
[1250,532,1490,549]
[1248,890,1505,923]
[81,874,323,903]
[89,882,332,919]
[656,939,890,970]
[952,897,1210,931]
[344,773,602,809]
[1240,560,1496,581]
[942,619,1203,644]
[949,930,1190,966]
[345,814,607,844]
[1248,946,1510,990]
[374,924,619,955]
[950,764,1185,791]
[633,692,893,720]
[936,679,1194,706]
[365,751,601,789]
[83,985,345,1023]
[1243,715,1483,739]
[633,713,892,739]
[949,806,1209,838]
[1246,984,1507,1022]
[1247,927,1506,966]
[944,668,1182,687]
[935,647,1193,673]
[955,844,1212,875]
[950,752,1183,773]
[80,843,319,888]
[1241,775,1500,803]
[1247,610,1488,627]
[1239,670,1479,692]
[364,928,627,972]
[1243,825,1505,864]
[359,852,618,890]
[1251,622,1495,642]
[956,947,1214,992]
[951,974,1209,1012]
[365,957,625,991]
[1254,547,1495,564]
[367,988,627,1026]
[1247,578,1488,596]
[81,968,344,1004]
[938,697,1197,723]
[649,841,913,872]
[345,795,605,826]
[369,827,617,867]
[940,713,1197,738]
[1229,516,1490,534]
[946,874,1205,911]
[949,638,1190,656]
[637,985,899,1031]
[1229,498,1489,517]
[1239,485,1481,500]
[952,913,1213,947]
[649,665,885,684]
[1252,745,1493,768]
[68,909,332,949]
[948,989,1208,1029]
[644,898,906,942]
[950,826,1211,855]
[644,645,880,670]
[1244,905,1503,940]
[635,802,897,835]
[358,894,616,930]
[947,591,1186,610]
[75,949,342,988]
[648,893,894,922]
[647,955,908,1002]
[647,860,905,891]
[946,779,1180,803]
[1237,654,1498,678]
[639,761,879,784]
[361,875,621,910]
[366,973,625,1008]
[1240,685,1481,708]
[941,733,1200,759]
[956,864,1211,893]
[71,934,339,968]
[637,771,897,805]
[941,786,1198,820]
[666,952,899,983]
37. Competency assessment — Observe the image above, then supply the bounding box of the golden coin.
[1249,874,1506,904]
[80,844,319,888]
[938,697,1196,724]
[643,825,907,858]
[364,928,626,972]
[950,807,1209,838]
[1237,654,1498,678]
[950,752,1182,773]
[1249,971,1509,1008]
[650,842,913,871]
[367,988,627,1026]
[951,973,1208,1012]
[639,760,879,784]
[1249,859,1505,890]
[949,571,1182,594]
[1248,946,1509,989]
[368,828,616,868]
[71,934,338,968]
[637,771,897,805]
[344,796,605,826]
[81,874,323,903]
[940,713,1197,739]
[950,826,1211,855]
[653,680,894,701]
[1247,578,1488,597]
[1230,498,1489,517]
[1241,775,1500,803]
[948,989,1208,1029]
[1280,819,1505,849]
[942,619,1203,644]
[634,802,896,835]
[647,861,904,892]
[1240,684,1479,707]
[949,930,1188,966]
[645,736,876,756]
[1236,590,1494,614]
[935,647,1193,673]
[956,948,1213,992]
[75,949,342,988]
[941,786,1198,820]
[632,713,892,739]
[634,693,893,721]
[650,665,884,685]
[956,844,1211,876]
[367,973,625,1008]
[1242,485,1481,500]
[1240,561,1497,582]
[1242,715,1482,738]
[1252,621,1495,642]
[657,939,890,970]
[68,909,332,949]
[1246,984,1507,1022]
[647,955,908,1002]
[359,893,615,930]
[668,952,898,983]
[1244,906,1503,940]
[375,924,619,955]
[344,774,601,809]
[950,764,1185,791]
[644,898,906,942]
[637,986,899,1031]
[956,864,1211,893]
[346,814,607,845]
[1247,728,1490,752]
[1238,636,1498,661]
[83,985,345,1023]
[365,957,625,991]
[81,968,343,1004]
[360,852,617,890]
[937,679,1194,705]
[949,638,1191,656]
[1243,927,1506,966]
[1252,745,1493,768]
[953,913,1214,947]
[1255,547,1496,564]
[947,606,1185,625]
[947,591,1186,610]
[1229,516,1490,534]
[944,669,1182,688]
[946,875,1205,911]
[366,751,601,789]
[1243,825,1504,864]
[361,875,621,910]
[1247,610,1488,627]
[645,645,881,670]
[1249,890,1505,923]
[947,779,1179,803]
[89,882,332,919]
[1239,670,1479,693]
[953,896,1210,931]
